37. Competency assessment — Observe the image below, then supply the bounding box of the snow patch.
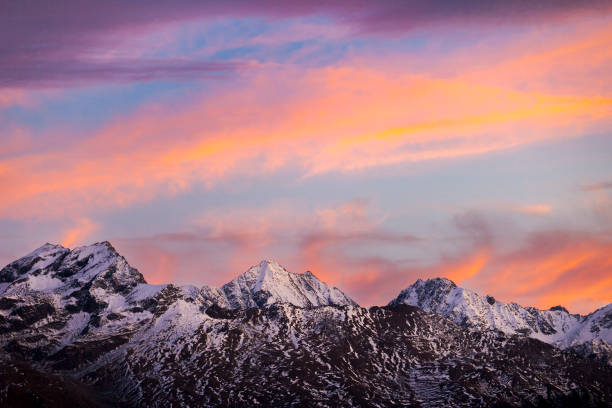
[27,274,63,291]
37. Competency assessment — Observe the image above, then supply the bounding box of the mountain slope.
[87,303,612,408]
[389,277,612,348]
[0,356,122,408]
[0,242,205,364]
[0,242,611,408]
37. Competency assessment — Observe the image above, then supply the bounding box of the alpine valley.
[0,242,611,408]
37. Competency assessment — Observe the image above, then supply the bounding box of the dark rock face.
[550,305,570,313]
[3,302,612,408]
[0,243,611,407]
[568,339,612,366]
[0,357,125,408]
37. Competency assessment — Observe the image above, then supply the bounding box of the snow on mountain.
[568,338,612,366]
[0,243,69,294]
[1,242,612,407]
[220,260,357,309]
[389,277,612,349]
[1,241,145,297]
[199,285,230,309]
[0,242,155,353]
[574,303,612,346]
[0,243,355,355]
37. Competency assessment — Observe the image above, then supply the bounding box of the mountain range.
[391,277,612,354]
[0,242,610,407]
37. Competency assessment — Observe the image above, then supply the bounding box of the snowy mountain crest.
[390,277,612,349]
[0,242,608,352]
[1,242,612,406]
[220,259,357,309]
[0,241,146,299]
[0,244,356,312]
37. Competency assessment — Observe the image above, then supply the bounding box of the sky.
[1,1,611,314]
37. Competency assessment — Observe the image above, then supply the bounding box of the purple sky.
[1,1,611,313]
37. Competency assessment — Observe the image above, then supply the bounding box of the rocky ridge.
[389,277,612,349]
[0,242,610,407]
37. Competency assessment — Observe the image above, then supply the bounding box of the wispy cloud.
[581,181,612,191]
[517,204,552,215]
[0,58,246,88]
[2,1,610,88]
[2,42,610,218]
[109,199,612,314]
[2,1,611,316]
[61,218,99,248]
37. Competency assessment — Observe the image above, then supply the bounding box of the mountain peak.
[35,242,65,251]
[20,242,67,263]
[390,277,611,348]
[257,259,283,267]
[389,277,457,308]
[71,240,117,256]
[221,260,357,309]
[0,243,70,285]
[250,259,289,284]
[0,241,145,298]
[419,277,457,288]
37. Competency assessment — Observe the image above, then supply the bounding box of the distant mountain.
[0,242,611,407]
[389,277,612,349]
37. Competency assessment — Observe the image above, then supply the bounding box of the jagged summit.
[414,276,457,286]
[0,243,69,285]
[2,242,609,349]
[0,244,356,311]
[30,242,65,253]
[0,241,146,298]
[414,276,458,290]
[0,243,611,407]
[389,277,458,311]
[549,305,570,313]
[220,259,357,309]
[390,277,612,349]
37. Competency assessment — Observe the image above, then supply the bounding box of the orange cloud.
[1,20,611,219]
[61,218,98,248]
[483,25,612,95]
[108,196,612,314]
[464,232,612,313]
[517,204,552,215]
[437,248,490,283]
[310,233,612,314]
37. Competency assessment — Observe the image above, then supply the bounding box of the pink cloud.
[2,32,610,219]
[2,1,610,88]
[61,218,99,248]
[516,204,552,215]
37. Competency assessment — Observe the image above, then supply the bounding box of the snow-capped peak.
[0,241,146,299]
[28,242,66,257]
[220,260,357,309]
[0,243,69,285]
[3,242,608,353]
[389,277,611,349]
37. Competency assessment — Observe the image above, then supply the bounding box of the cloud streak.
[2,2,611,317]
[61,218,98,248]
[581,181,612,191]
[110,201,612,314]
[2,1,610,88]
[2,16,611,219]
[0,58,246,88]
